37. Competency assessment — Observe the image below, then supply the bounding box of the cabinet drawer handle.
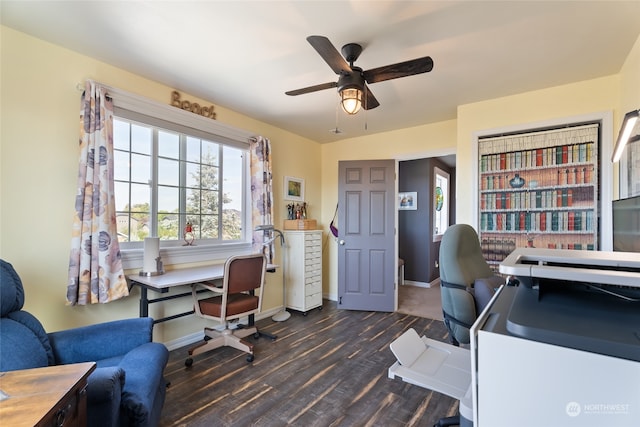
[54,403,71,427]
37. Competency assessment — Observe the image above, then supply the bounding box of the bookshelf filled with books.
[478,125,599,270]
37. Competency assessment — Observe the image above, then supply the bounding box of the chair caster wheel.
[246,354,254,362]
[185,358,193,367]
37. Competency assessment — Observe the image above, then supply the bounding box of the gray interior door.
[338,160,395,312]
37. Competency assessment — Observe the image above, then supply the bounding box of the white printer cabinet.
[283,230,322,314]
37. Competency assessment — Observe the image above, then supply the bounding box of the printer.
[471,248,640,427]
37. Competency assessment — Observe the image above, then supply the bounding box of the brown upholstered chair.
[185,253,266,365]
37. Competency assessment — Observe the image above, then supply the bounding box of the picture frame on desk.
[284,176,304,201]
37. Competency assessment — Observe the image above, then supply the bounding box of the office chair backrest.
[218,253,266,320]
[439,224,496,346]
[226,254,266,295]
[440,224,493,287]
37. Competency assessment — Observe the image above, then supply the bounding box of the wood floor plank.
[159,300,458,426]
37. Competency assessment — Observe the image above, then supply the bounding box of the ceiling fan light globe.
[340,88,362,115]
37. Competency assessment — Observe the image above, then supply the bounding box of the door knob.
[339,239,345,245]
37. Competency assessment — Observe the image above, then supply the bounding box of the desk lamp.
[256,225,291,322]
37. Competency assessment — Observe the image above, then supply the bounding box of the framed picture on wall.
[398,192,417,210]
[284,176,305,201]
[477,123,600,272]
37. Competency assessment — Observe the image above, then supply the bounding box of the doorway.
[398,155,456,317]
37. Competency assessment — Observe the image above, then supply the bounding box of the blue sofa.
[0,259,169,427]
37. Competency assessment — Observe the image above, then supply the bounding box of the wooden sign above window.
[170,91,216,120]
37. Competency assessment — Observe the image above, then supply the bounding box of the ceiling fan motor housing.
[338,66,365,92]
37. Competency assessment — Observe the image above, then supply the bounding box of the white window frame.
[433,166,450,242]
[103,84,256,269]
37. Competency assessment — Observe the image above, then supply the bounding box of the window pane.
[158,157,179,186]
[114,150,130,181]
[158,130,179,159]
[114,181,130,211]
[113,120,130,150]
[186,188,200,213]
[201,189,217,214]
[116,214,130,242]
[223,146,243,241]
[200,215,218,239]
[158,185,179,213]
[131,153,151,183]
[130,183,150,211]
[185,162,200,188]
[158,212,179,240]
[131,124,151,154]
[202,141,219,166]
[223,146,242,211]
[200,164,218,190]
[186,137,200,163]
[223,209,241,240]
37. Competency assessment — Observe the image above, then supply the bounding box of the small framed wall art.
[284,176,305,201]
[398,191,417,210]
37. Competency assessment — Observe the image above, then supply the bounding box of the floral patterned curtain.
[67,81,128,305]
[250,136,275,261]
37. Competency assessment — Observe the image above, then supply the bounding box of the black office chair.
[435,224,504,426]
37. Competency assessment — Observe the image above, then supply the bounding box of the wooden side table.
[0,362,96,427]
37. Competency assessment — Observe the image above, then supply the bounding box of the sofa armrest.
[118,342,169,426]
[86,366,125,427]
[48,317,154,364]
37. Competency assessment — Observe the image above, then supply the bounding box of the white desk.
[128,264,277,338]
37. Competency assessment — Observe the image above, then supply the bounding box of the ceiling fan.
[285,35,434,115]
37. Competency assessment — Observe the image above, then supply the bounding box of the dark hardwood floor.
[159,300,458,427]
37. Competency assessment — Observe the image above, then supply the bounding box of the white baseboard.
[162,305,282,351]
[324,292,337,302]
[403,280,431,288]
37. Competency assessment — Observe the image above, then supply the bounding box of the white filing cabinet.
[283,230,322,314]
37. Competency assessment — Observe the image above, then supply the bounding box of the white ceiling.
[2,1,639,144]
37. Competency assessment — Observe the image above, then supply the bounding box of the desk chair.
[439,223,502,347]
[185,253,266,365]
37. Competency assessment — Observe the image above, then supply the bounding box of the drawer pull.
[54,403,71,427]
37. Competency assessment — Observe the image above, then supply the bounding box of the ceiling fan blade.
[363,56,434,84]
[363,85,380,110]
[285,81,338,96]
[307,35,352,75]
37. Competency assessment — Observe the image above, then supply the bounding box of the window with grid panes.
[113,117,247,247]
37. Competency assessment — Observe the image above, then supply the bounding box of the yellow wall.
[0,27,321,344]
[2,25,638,345]
[456,75,620,225]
